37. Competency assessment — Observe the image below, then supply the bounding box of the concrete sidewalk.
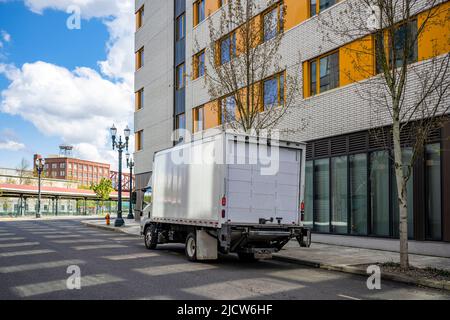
[81,218,141,236]
[81,219,450,290]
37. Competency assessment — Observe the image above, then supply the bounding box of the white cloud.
[1,30,11,42]
[0,140,25,151]
[0,0,135,169]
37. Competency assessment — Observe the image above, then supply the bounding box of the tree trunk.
[392,120,410,270]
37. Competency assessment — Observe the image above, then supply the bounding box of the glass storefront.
[426,144,442,240]
[314,159,330,233]
[349,154,368,235]
[304,143,443,241]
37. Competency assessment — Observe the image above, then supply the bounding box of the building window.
[60,171,65,177]
[136,130,143,152]
[309,51,339,96]
[220,96,236,124]
[52,164,57,169]
[304,161,314,229]
[331,156,348,234]
[263,4,283,42]
[68,163,72,170]
[136,47,144,70]
[310,0,337,17]
[193,106,205,133]
[263,73,284,110]
[376,19,418,73]
[314,159,330,233]
[136,88,144,111]
[194,0,206,26]
[425,143,442,240]
[176,63,186,89]
[220,32,236,65]
[176,14,185,41]
[176,113,186,130]
[349,153,368,235]
[370,151,390,237]
[60,163,65,169]
[73,164,77,170]
[136,5,144,30]
[193,50,205,79]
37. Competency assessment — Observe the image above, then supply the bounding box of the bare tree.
[196,0,303,134]
[16,158,32,185]
[317,0,450,269]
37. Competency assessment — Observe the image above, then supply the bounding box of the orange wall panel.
[339,35,375,86]
[284,0,309,31]
[204,101,220,129]
[418,1,450,61]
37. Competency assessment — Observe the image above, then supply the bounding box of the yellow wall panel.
[418,1,450,61]
[284,0,309,31]
[204,101,220,129]
[339,35,375,86]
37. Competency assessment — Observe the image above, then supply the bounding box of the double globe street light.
[126,152,135,220]
[110,124,131,227]
[35,158,45,219]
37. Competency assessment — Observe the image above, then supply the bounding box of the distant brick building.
[43,156,110,187]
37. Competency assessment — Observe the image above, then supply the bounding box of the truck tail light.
[300,201,305,213]
[221,196,227,207]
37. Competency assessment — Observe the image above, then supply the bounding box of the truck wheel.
[238,252,258,262]
[144,224,158,250]
[185,232,197,262]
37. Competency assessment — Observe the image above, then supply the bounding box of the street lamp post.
[126,153,135,220]
[35,158,45,219]
[110,124,131,227]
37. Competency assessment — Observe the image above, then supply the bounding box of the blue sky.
[0,0,134,170]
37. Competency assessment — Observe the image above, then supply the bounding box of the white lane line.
[0,233,15,237]
[102,252,160,261]
[0,249,55,257]
[338,294,362,300]
[135,263,217,276]
[0,259,85,273]
[0,242,40,248]
[53,239,104,244]
[43,234,82,239]
[73,244,127,251]
[0,237,25,242]
[13,274,124,297]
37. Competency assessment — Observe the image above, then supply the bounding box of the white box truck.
[140,131,311,261]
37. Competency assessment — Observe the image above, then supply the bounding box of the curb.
[80,220,141,236]
[273,255,450,292]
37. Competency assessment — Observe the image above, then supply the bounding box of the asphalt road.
[0,218,449,300]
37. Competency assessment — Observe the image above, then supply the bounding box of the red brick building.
[43,157,110,187]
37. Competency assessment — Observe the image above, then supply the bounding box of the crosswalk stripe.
[0,249,55,257]
[0,259,85,273]
[0,242,39,248]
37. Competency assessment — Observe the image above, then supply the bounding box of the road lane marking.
[30,231,71,235]
[0,242,39,248]
[108,237,140,241]
[0,233,15,237]
[102,252,160,261]
[0,237,25,242]
[53,239,104,244]
[12,274,124,297]
[44,234,82,239]
[135,263,217,276]
[0,249,55,257]
[73,244,127,251]
[0,259,85,273]
[338,294,362,300]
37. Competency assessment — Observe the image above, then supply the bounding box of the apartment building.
[134,0,450,242]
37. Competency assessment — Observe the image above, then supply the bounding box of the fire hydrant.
[105,213,110,226]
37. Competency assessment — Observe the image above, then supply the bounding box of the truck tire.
[185,232,197,262]
[144,224,158,250]
[238,252,258,262]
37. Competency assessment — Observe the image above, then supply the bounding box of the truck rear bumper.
[220,224,311,253]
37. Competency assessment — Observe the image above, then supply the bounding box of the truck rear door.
[226,141,301,225]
